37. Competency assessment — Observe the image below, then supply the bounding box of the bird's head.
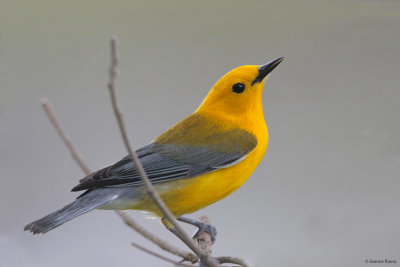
[197,57,284,122]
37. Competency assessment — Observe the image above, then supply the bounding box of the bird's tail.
[24,189,115,234]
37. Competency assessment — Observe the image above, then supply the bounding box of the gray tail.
[24,190,113,234]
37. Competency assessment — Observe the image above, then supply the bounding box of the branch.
[41,99,91,175]
[107,36,218,267]
[40,100,198,263]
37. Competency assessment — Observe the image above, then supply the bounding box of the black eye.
[232,83,245,94]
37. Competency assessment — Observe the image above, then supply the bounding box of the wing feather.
[72,114,257,192]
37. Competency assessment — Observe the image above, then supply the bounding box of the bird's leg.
[161,217,182,238]
[177,216,217,243]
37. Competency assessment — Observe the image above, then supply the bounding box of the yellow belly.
[129,141,267,217]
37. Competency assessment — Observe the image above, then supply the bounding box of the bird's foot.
[178,216,217,242]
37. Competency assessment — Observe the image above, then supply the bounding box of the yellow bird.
[25,57,284,235]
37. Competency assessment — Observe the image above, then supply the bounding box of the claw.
[178,216,217,242]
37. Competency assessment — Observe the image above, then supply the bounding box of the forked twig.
[39,36,252,267]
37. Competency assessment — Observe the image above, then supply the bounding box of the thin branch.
[216,256,252,267]
[41,99,91,175]
[131,241,194,267]
[117,211,198,263]
[107,36,218,267]
[41,99,198,263]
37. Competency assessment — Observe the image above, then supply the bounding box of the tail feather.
[24,190,115,234]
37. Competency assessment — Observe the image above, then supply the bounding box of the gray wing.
[72,113,258,192]
[71,141,254,192]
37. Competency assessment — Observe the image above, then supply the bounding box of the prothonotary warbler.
[25,57,284,235]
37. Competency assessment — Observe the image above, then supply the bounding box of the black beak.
[252,57,285,85]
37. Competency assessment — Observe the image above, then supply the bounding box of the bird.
[24,57,284,235]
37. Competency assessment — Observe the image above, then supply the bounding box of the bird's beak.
[252,57,285,85]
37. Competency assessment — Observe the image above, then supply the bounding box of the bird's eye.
[232,83,245,94]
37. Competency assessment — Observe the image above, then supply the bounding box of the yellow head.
[196,58,284,124]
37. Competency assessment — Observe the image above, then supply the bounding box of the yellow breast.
[159,137,267,216]
[131,112,268,216]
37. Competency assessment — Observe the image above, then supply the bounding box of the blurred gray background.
[1,1,399,266]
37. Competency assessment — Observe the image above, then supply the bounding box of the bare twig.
[107,36,218,267]
[41,99,91,175]
[131,241,194,267]
[117,211,198,263]
[41,100,198,263]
